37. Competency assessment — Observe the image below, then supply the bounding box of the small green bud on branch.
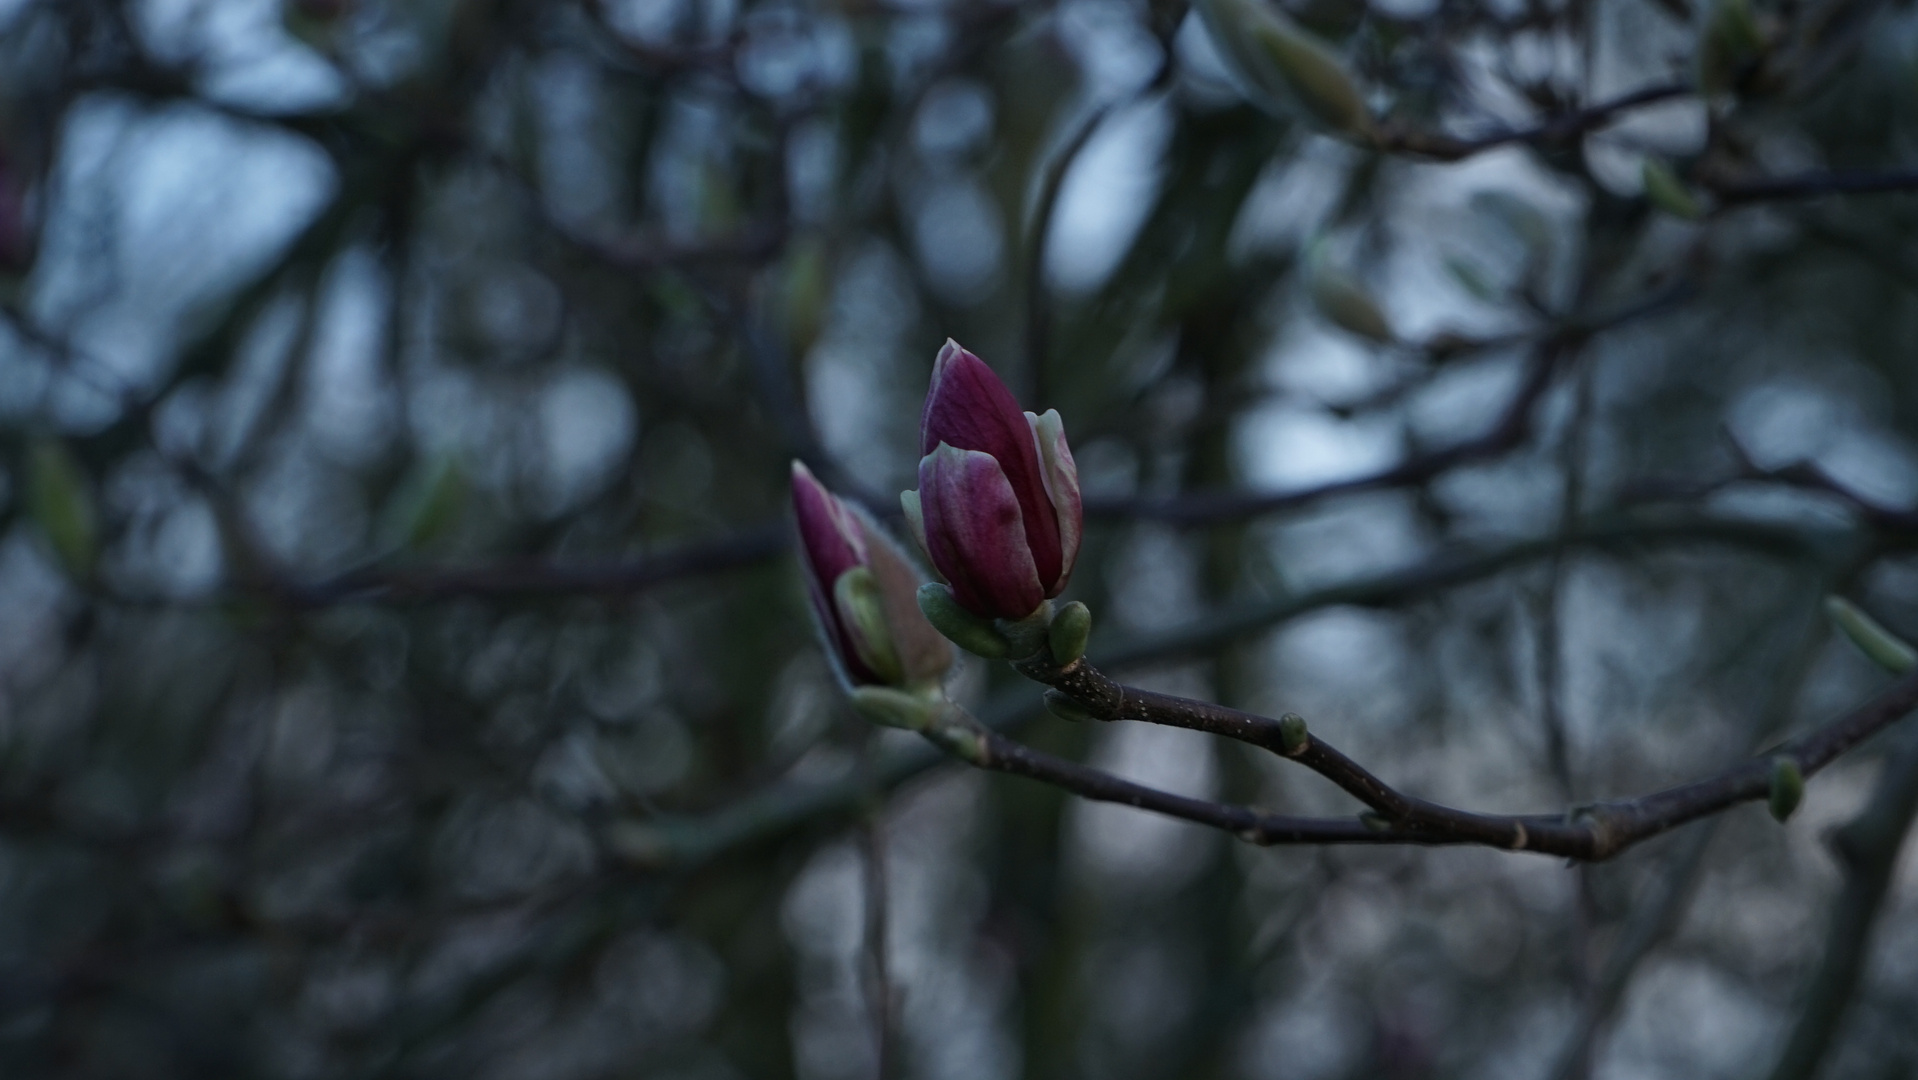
[1278,713,1309,756]
[28,439,98,582]
[1768,755,1805,823]
[1048,601,1092,666]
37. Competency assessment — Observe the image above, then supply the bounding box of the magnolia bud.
[1310,265,1395,343]
[1825,596,1917,674]
[1048,601,1092,666]
[906,341,1081,621]
[793,462,953,690]
[28,440,98,581]
[1768,756,1804,823]
[1195,0,1372,139]
[1642,160,1704,220]
[917,583,1011,659]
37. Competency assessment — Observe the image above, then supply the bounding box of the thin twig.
[1712,169,1918,205]
[1011,656,1918,860]
[1025,101,1115,406]
[601,513,1852,870]
[269,524,791,606]
[1377,83,1694,162]
[1084,283,1694,526]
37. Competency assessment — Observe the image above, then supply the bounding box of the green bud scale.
[1048,601,1092,666]
[917,583,1011,659]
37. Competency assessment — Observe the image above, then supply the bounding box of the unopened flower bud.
[28,440,98,581]
[1048,601,1092,666]
[1195,0,1372,140]
[1825,596,1917,674]
[1768,756,1804,823]
[905,341,1081,621]
[792,462,953,690]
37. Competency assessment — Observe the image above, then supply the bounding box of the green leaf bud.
[1195,0,1372,139]
[1278,713,1309,756]
[28,439,98,581]
[1642,160,1704,220]
[1311,266,1395,343]
[1768,756,1805,823]
[1825,596,1918,674]
[917,583,1011,659]
[1048,601,1092,666]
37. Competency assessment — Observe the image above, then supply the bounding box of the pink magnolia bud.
[791,462,952,690]
[901,341,1081,620]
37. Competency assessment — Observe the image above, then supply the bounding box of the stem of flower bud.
[917,583,1011,658]
[995,602,1055,661]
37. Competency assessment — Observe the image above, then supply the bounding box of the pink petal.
[918,444,1045,620]
[791,461,879,684]
[919,341,1062,588]
[1027,409,1082,595]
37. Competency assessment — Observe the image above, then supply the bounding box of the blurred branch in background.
[4,0,1918,1074]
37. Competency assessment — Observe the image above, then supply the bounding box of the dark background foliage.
[2,0,1918,1077]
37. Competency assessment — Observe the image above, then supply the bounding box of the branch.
[1377,83,1694,162]
[602,512,1853,869]
[1766,724,1918,1080]
[1712,169,1918,205]
[1013,656,1918,860]
[263,524,790,606]
[1084,283,1693,526]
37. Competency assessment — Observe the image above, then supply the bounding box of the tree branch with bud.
[783,338,1918,866]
